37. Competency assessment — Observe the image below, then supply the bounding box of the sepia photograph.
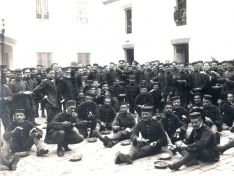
[1,0,234,175]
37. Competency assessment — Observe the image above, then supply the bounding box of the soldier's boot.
[63,144,72,151]
[218,139,234,154]
[9,154,20,171]
[57,144,65,157]
[168,152,198,170]
[36,148,49,157]
[118,153,133,164]
[92,131,111,146]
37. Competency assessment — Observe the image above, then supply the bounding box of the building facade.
[1,0,234,69]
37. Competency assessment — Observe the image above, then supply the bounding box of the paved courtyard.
[1,117,234,176]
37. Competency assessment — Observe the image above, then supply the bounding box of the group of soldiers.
[1,58,234,171]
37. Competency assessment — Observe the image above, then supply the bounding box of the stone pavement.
[1,117,234,176]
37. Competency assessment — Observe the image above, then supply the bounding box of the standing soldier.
[33,68,58,123]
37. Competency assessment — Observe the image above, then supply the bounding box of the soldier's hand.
[125,128,131,132]
[12,127,23,134]
[100,122,106,127]
[112,125,120,131]
[62,121,72,127]
[5,97,12,101]
[71,112,78,118]
[150,141,157,147]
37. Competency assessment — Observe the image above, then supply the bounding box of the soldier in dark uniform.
[219,92,234,131]
[168,112,219,171]
[172,96,189,124]
[149,81,162,113]
[0,69,12,129]
[94,103,135,148]
[10,69,36,124]
[45,100,84,157]
[9,69,27,95]
[135,86,154,116]
[77,94,99,138]
[97,97,116,131]
[202,94,223,143]
[104,62,119,86]
[125,75,140,114]
[156,102,186,143]
[109,78,125,102]
[33,68,59,123]
[114,106,167,164]
[190,61,209,94]
[3,109,48,157]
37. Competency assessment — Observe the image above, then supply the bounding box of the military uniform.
[33,78,58,122]
[98,104,116,131]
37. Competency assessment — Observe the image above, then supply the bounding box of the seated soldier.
[3,109,48,157]
[77,94,99,138]
[219,92,234,132]
[202,94,223,143]
[97,97,116,132]
[94,103,135,148]
[135,86,154,116]
[168,112,220,171]
[156,102,186,144]
[45,100,84,157]
[172,96,189,125]
[114,106,167,164]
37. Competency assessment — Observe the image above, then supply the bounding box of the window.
[174,0,186,26]
[36,0,49,19]
[77,53,90,65]
[75,0,88,24]
[37,52,52,68]
[125,8,132,33]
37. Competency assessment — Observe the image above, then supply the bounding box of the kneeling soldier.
[45,100,84,157]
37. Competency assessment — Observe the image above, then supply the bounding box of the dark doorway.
[174,43,189,64]
[125,48,134,65]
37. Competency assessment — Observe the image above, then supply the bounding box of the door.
[124,48,134,65]
[174,43,189,64]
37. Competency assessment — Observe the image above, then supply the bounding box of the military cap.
[14,109,25,114]
[23,68,30,73]
[211,60,218,64]
[93,63,99,67]
[171,96,180,102]
[65,100,76,108]
[51,63,58,68]
[119,59,125,63]
[163,63,171,67]
[203,94,212,101]
[100,81,108,88]
[141,106,153,113]
[14,68,23,74]
[189,112,201,120]
[70,61,78,68]
[46,67,53,73]
[192,61,203,65]
[193,92,202,97]
[63,67,71,72]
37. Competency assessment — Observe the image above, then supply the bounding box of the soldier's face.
[164,105,173,113]
[141,112,151,121]
[194,95,201,104]
[191,118,202,129]
[67,106,76,115]
[14,112,25,123]
[227,94,234,103]
[104,99,111,105]
[140,88,147,94]
[120,105,128,113]
[47,70,55,79]
[173,99,181,107]
[203,99,211,107]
